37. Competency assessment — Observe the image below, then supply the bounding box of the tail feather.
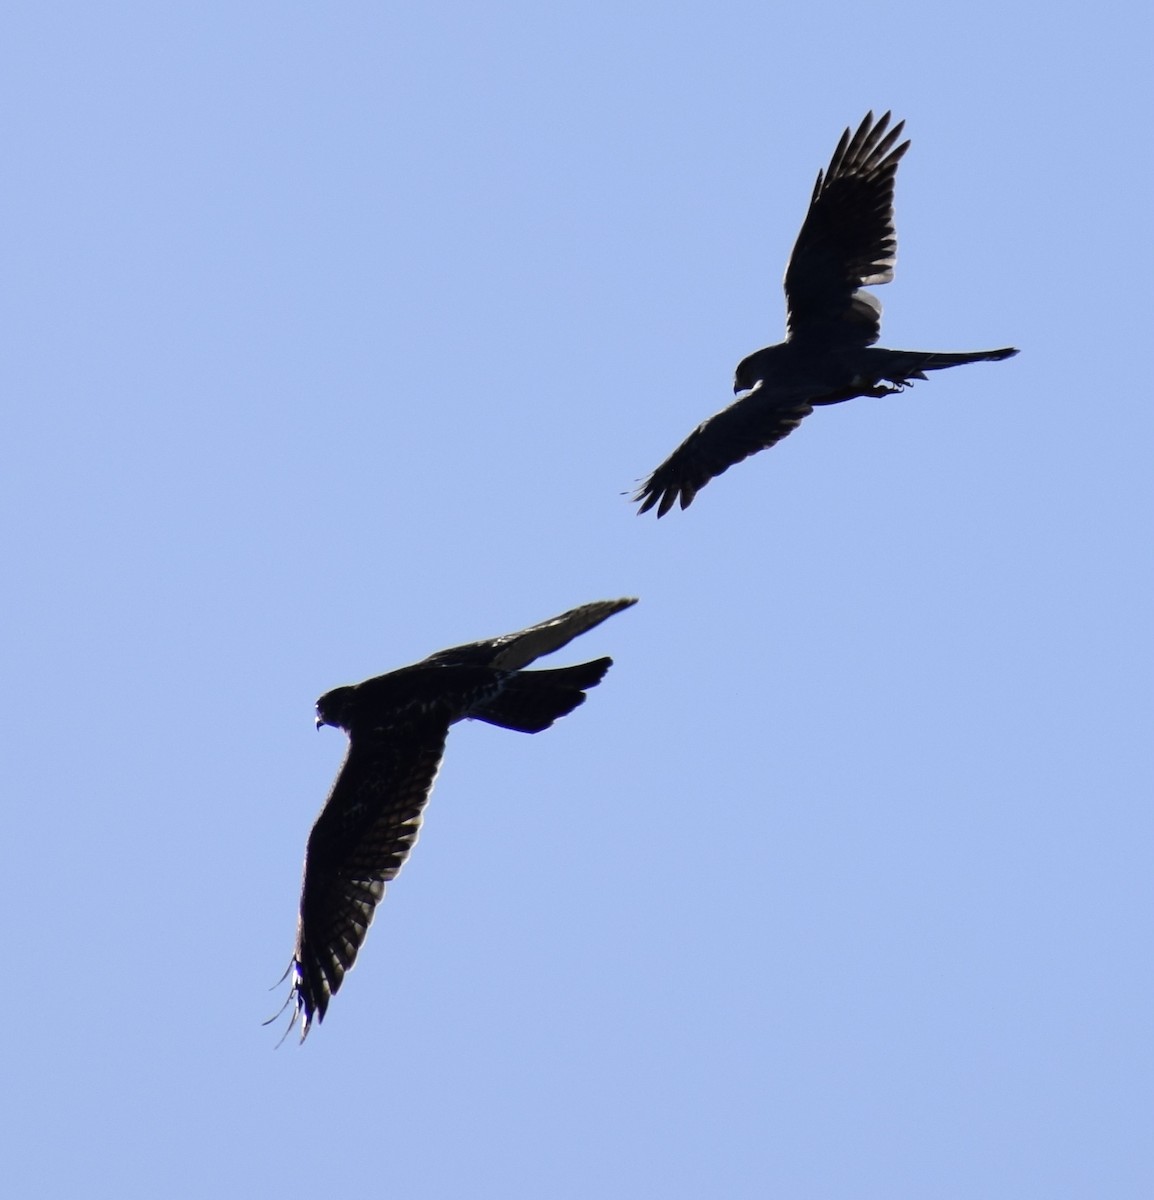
[470,659,612,733]
[881,346,1018,382]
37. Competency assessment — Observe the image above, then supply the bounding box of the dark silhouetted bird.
[635,112,1018,516]
[275,598,636,1040]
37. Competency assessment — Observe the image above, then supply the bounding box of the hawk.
[275,598,636,1040]
[635,112,1018,516]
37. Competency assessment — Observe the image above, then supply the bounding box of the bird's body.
[278,598,637,1040]
[635,112,1018,516]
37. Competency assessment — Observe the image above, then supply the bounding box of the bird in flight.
[634,112,1018,517]
[274,597,637,1040]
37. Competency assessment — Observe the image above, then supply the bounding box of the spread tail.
[470,658,613,733]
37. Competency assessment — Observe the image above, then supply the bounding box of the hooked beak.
[315,715,325,730]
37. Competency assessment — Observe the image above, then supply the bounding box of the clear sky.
[3,2,1151,1197]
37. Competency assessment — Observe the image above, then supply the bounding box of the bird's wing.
[425,598,638,672]
[783,112,909,349]
[290,720,449,1037]
[635,387,814,516]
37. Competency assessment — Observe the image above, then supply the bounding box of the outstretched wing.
[635,387,814,516]
[784,112,909,349]
[425,598,638,672]
[289,720,449,1038]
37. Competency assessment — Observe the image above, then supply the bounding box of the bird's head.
[315,685,357,731]
[733,355,761,395]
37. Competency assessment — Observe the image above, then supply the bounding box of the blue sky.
[3,2,1151,1196]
